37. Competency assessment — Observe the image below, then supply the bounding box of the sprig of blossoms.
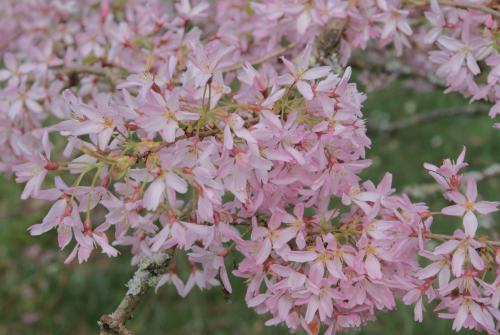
[0,1,499,334]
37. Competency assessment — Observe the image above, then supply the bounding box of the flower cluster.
[412,149,500,334]
[0,1,499,334]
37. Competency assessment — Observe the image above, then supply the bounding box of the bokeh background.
[1,75,499,335]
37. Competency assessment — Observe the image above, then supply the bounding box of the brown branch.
[329,226,500,246]
[221,42,299,73]
[404,163,500,198]
[426,232,500,247]
[368,105,490,133]
[98,253,171,335]
[437,0,500,18]
[63,64,120,85]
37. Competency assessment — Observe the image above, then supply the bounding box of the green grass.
[0,81,498,335]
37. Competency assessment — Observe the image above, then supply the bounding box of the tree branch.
[437,0,500,18]
[98,253,171,335]
[222,42,299,73]
[63,64,120,85]
[426,232,500,247]
[404,164,500,198]
[368,105,490,133]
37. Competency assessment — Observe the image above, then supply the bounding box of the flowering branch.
[98,253,171,335]
[2,1,500,334]
[425,232,500,247]
[405,163,500,197]
[369,105,490,133]
[222,41,299,72]
[63,64,120,85]
[437,0,500,18]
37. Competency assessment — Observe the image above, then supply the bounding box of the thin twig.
[426,232,500,247]
[368,105,490,133]
[404,164,500,198]
[221,42,299,73]
[63,64,120,85]
[438,0,500,18]
[329,226,500,247]
[98,253,171,335]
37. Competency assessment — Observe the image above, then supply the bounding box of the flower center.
[164,110,176,121]
[464,201,475,211]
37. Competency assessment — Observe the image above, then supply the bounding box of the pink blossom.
[441,178,499,237]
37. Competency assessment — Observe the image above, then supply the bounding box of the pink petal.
[297,80,314,100]
[466,53,480,75]
[255,238,272,264]
[296,11,311,35]
[57,225,73,249]
[467,247,484,271]
[286,250,318,263]
[305,297,319,323]
[451,248,465,277]
[278,296,293,319]
[302,66,330,80]
[151,225,171,251]
[288,271,306,289]
[326,258,346,280]
[26,99,43,113]
[247,294,268,308]
[433,239,460,255]
[143,178,165,210]
[166,172,188,194]
[452,304,468,331]
[223,124,233,149]
[446,191,466,205]
[365,253,382,279]
[417,262,441,279]
[285,145,305,165]
[273,227,296,249]
[474,201,499,214]
[438,36,462,52]
[465,178,477,202]
[0,70,10,81]
[29,199,66,235]
[441,205,465,217]
[438,266,450,289]
[449,52,466,75]
[414,298,423,322]
[93,233,119,257]
[463,211,478,237]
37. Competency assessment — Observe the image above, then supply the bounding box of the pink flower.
[6,83,45,119]
[441,178,498,237]
[424,147,467,190]
[137,90,199,143]
[185,42,235,87]
[433,234,485,277]
[57,91,126,150]
[143,169,188,211]
[279,43,330,100]
[402,289,425,322]
[13,132,53,200]
[155,271,186,295]
[0,53,33,86]
[417,251,451,289]
[452,296,496,332]
[274,204,307,250]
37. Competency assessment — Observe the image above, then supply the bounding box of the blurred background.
[1,76,499,335]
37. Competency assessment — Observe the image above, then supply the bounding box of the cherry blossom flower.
[441,178,499,237]
[279,44,330,100]
[1,1,500,334]
[137,90,199,142]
